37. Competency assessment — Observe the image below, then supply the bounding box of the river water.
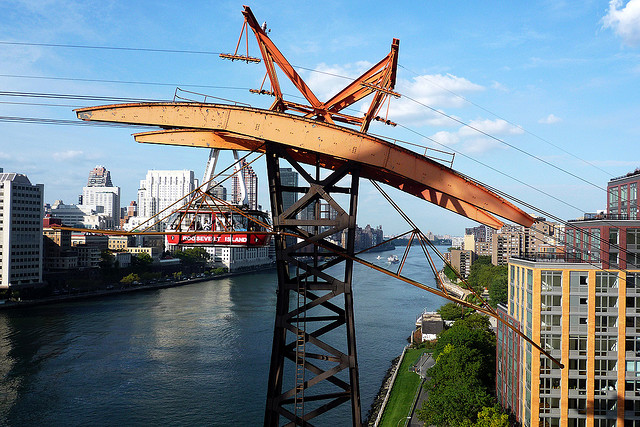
[0,247,447,426]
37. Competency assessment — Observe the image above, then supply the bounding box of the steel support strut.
[264,143,362,426]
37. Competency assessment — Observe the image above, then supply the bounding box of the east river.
[0,247,447,426]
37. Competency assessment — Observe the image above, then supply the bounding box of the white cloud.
[384,74,485,126]
[0,152,10,160]
[538,114,562,124]
[302,63,485,127]
[459,119,524,137]
[602,0,640,47]
[430,119,523,154]
[302,62,373,101]
[53,150,84,161]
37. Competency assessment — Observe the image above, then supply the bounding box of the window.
[595,335,618,356]
[540,397,560,413]
[610,186,619,211]
[541,314,561,330]
[540,377,561,392]
[570,335,587,355]
[541,334,562,352]
[595,296,618,311]
[590,228,601,261]
[628,273,639,292]
[570,271,589,293]
[568,417,586,427]
[541,271,562,292]
[595,359,617,376]
[594,398,617,416]
[542,295,562,311]
[569,359,587,375]
[596,272,619,292]
[609,228,619,245]
[629,229,640,249]
[568,377,587,394]
[570,295,588,312]
[595,315,618,332]
[568,398,587,413]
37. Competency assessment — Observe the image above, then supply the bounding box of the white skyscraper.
[0,173,44,288]
[79,166,120,228]
[82,186,120,225]
[136,170,198,227]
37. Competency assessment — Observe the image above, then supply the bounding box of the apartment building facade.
[500,219,640,427]
[0,173,44,288]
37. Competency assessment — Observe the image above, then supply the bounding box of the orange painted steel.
[241,6,400,132]
[76,103,534,229]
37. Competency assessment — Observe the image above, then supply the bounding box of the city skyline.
[1,1,639,236]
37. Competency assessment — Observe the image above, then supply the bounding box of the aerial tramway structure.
[164,148,272,248]
[76,6,537,426]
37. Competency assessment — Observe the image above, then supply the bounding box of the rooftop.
[609,168,640,183]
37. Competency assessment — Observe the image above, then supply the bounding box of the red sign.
[166,233,269,247]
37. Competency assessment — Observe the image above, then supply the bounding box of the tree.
[99,250,115,269]
[174,247,209,264]
[418,314,498,426]
[473,406,509,427]
[437,302,465,321]
[418,345,494,426]
[444,264,458,282]
[488,267,508,307]
[120,273,140,285]
[133,252,153,267]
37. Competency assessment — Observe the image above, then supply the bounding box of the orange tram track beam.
[75,103,535,230]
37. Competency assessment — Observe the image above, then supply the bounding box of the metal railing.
[173,87,251,107]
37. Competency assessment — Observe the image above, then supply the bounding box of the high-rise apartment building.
[466,224,494,244]
[232,160,258,209]
[502,253,640,427]
[491,219,561,266]
[492,225,525,266]
[136,170,197,228]
[498,171,640,426]
[0,173,44,288]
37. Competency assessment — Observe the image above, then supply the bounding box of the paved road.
[408,353,435,426]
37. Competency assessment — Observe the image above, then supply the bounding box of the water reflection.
[0,248,447,426]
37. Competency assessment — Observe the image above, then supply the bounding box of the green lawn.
[379,347,426,427]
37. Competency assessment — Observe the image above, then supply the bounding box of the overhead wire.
[0,40,224,55]
[0,73,250,91]
[3,38,637,264]
[0,40,617,191]
[397,64,615,178]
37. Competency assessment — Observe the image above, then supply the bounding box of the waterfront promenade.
[437,270,471,300]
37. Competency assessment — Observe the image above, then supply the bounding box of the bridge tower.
[265,145,362,425]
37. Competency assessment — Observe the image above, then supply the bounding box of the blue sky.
[1,0,639,235]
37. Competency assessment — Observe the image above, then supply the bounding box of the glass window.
[610,228,619,245]
[542,271,562,292]
[610,186,619,210]
[590,228,601,261]
[570,271,589,292]
[596,272,619,292]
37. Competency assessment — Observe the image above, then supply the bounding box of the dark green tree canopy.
[418,314,498,426]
